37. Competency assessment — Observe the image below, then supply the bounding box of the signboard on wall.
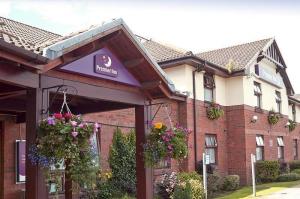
[16,140,26,183]
[257,65,284,88]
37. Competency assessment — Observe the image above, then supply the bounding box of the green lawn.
[215,180,300,199]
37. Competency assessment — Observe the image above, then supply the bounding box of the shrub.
[156,172,177,199]
[292,168,300,175]
[289,160,300,170]
[221,175,240,191]
[276,173,300,182]
[97,181,114,199]
[109,128,136,193]
[206,103,224,120]
[178,171,202,182]
[196,160,215,175]
[256,161,280,182]
[172,178,204,199]
[207,173,222,196]
[279,162,290,174]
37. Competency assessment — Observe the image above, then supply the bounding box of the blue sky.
[1,0,300,93]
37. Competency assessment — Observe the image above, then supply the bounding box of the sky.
[0,0,300,93]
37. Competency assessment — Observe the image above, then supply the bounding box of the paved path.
[259,184,300,199]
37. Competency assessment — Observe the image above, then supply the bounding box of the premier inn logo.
[94,54,118,77]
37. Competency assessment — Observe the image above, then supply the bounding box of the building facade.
[0,16,300,198]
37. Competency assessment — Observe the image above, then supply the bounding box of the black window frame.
[254,82,262,109]
[204,73,215,103]
[205,134,217,164]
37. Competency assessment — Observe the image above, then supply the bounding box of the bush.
[289,160,300,170]
[276,173,300,182]
[97,181,114,199]
[178,171,202,182]
[156,172,177,199]
[279,162,290,174]
[221,175,240,191]
[292,168,300,175]
[256,161,280,182]
[172,177,204,199]
[109,129,136,193]
[196,160,215,175]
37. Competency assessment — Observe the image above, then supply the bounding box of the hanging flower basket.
[206,102,224,120]
[143,122,191,167]
[29,92,101,190]
[287,119,297,132]
[268,110,280,125]
[29,113,100,188]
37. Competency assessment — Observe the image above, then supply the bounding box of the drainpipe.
[192,63,204,170]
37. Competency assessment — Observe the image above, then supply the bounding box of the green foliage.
[291,168,300,175]
[279,162,290,174]
[97,181,114,199]
[172,175,205,199]
[268,110,280,125]
[289,160,300,170]
[207,173,222,196]
[256,161,280,182]
[206,103,224,120]
[109,128,136,194]
[144,123,190,166]
[177,171,202,182]
[276,173,300,182]
[31,114,98,189]
[221,175,240,191]
[288,119,297,132]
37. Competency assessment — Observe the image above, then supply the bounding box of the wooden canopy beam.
[124,58,144,68]
[141,80,162,90]
[0,99,25,112]
[0,90,26,100]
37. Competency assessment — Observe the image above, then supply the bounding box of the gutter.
[0,40,48,64]
[192,63,204,170]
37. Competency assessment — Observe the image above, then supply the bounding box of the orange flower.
[154,122,163,129]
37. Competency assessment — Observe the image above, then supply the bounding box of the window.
[255,64,260,76]
[204,73,215,102]
[275,91,282,113]
[254,82,262,108]
[205,134,217,164]
[277,137,284,160]
[293,139,298,160]
[256,135,264,161]
[292,104,297,122]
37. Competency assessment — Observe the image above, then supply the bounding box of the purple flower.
[70,120,77,127]
[71,131,78,137]
[78,123,84,128]
[47,117,55,125]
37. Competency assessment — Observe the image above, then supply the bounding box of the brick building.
[0,16,300,199]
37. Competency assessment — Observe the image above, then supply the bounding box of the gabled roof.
[196,38,273,71]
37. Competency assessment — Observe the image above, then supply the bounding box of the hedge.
[277,173,300,182]
[256,160,280,182]
[221,175,240,191]
[289,160,300,170]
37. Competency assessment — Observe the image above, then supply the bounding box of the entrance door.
[0,121,3,199]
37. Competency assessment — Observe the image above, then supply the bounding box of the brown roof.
[136,35,189,62]
[0,16,60,54]
[196,38,272,71]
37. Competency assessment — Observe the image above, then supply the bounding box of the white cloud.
[0,1,12,17]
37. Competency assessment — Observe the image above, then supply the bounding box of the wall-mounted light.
[251,115,258,123]
[285,121,290,128]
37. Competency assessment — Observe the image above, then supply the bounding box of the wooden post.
[26,88,48,199]
[135,105,153,199]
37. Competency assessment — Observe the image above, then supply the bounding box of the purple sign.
[94,54,118,77]
[60,47,141,87]
[16,140,26,183]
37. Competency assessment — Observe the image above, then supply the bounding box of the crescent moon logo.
[104,56,112,67]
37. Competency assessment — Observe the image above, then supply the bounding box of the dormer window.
[204,73,215,102]
[275,91,281,113]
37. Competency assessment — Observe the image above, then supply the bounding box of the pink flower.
[78,123,84,128]
[71,131,78,137]
[70,121,77,127]
[94,123,101,133]
[53,113,63,119]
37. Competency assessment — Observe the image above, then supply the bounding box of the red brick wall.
[1,117,26,199]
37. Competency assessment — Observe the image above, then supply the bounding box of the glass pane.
[204,88,213,102]
[90,133,100,167]
[205,148,216,164]
[256,147,263,160]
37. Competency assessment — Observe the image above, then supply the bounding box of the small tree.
[109,128,136,194]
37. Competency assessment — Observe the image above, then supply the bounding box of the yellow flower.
[154,122,163,129]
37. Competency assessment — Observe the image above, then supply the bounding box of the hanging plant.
[287,119,297,132]
[206,102,224,120]
[143,122,191,167]
[28,92,101,191]
[268,110,280,125]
